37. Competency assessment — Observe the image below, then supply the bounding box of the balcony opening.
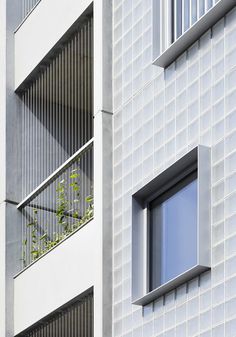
[18,12,94,268]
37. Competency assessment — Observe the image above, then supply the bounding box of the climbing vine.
[23,166,94,266]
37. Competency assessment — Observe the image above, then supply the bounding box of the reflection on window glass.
[176,0,182,39]
[149,177,197,291]
[156,0,161,56]
[207,0,213,10]
[184,0,190,32]
[191,0,198,24]
[171,0,175,43]
[170,0,216,44]
[199,0,205,18]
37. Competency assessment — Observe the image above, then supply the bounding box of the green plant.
[28,208,40,260]
[56,178,69,231]
[23,166,94,266]
[22,238,27,268]
[70,168,81,220]
[82,194,94,222]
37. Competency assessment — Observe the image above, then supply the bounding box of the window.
[153,0,235,67]
[149,173,197,291]
[172,0,213,40]
[132,146,211,306]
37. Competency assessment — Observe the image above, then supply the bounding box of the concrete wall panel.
[14,219,98,335]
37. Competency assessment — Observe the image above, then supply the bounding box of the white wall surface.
[14,0,92,89]
[14,219,98,335]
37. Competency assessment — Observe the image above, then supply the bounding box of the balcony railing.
[18,138,94,267]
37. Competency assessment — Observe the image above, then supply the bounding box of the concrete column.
[94,110,113,337]
[93,0,113,336]
[0,1,23,336]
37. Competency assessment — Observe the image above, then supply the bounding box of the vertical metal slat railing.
[20,16,93,198]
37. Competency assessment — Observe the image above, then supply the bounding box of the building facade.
[0,1,112,336]
[113,1,236,337]
[0,0,236,337]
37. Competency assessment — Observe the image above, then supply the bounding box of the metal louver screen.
[20,14,93,198]
[19,292,93,337]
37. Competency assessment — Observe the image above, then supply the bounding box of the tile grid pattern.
[113,1,236,336]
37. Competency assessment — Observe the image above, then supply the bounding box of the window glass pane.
[207,0,213,10]
[176,0,182,38]
[171,0,175,43]
[184,0,190,31]
[191,0,197,24]
[162,179,197,283]
[170,0,216,44]
[150,178,197,290]
[154,0,161,56]
[199,0,205,18]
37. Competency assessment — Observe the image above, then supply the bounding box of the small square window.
[132,146,211,306]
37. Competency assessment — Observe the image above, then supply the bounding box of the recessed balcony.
[18,138,94,267]
[16,11,94,268]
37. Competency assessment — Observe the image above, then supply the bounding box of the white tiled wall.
[113,1,236,336]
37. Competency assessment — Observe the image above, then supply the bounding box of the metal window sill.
[132,265,210,306]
